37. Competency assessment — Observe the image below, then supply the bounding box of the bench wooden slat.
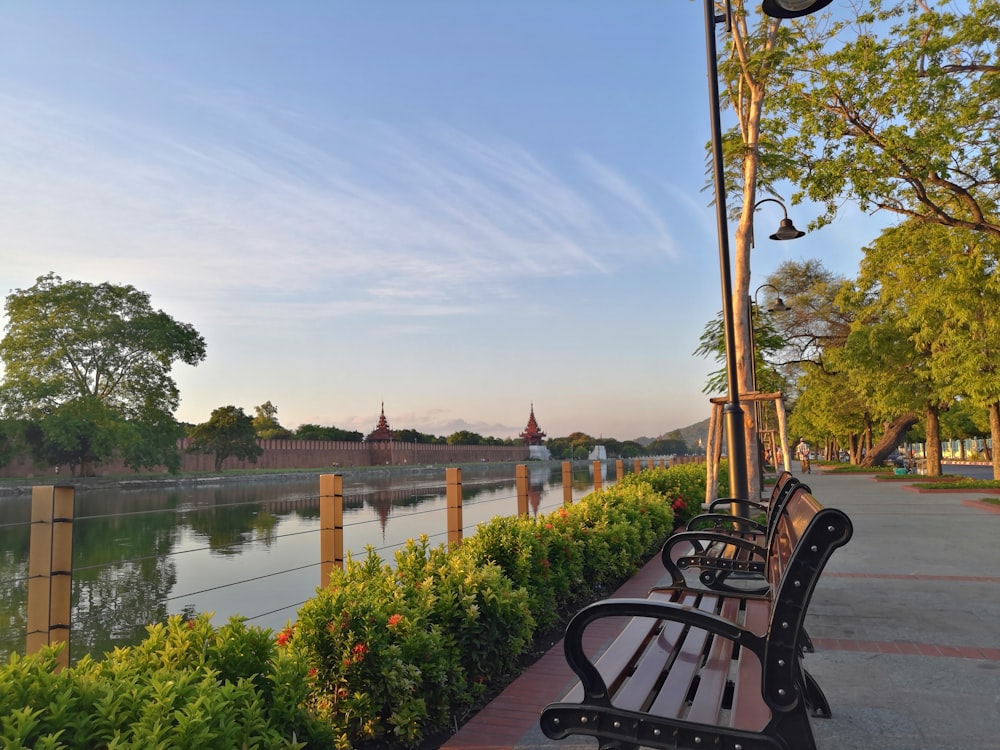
[730,599,771,731]
[643,594,719,718]
[683,596,741,725]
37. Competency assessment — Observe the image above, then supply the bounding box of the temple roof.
[366,402,395,442]
[519,403,546,445]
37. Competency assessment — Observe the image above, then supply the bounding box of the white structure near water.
[588,445,607,461]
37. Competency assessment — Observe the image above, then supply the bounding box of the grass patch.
[924,478,1000,490]
[982,497,1000,506]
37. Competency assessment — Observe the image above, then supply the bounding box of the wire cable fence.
[3,462,626,664]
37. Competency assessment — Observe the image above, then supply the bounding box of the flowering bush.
[463,479,674,629]
[619,462,728,527]
[2,466,704,750]
[288,537,532,748]
[0,614,331,749]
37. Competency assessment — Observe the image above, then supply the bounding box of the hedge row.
[3,464,719,749]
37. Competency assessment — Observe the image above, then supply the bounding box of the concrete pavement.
[443,468,1000,750]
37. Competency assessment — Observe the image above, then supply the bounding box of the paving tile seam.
[811,638,1000,660]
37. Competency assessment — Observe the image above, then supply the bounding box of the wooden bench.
[661,471,804,595]
[539,487,852,750]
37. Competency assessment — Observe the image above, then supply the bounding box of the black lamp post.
[703,0,828,513]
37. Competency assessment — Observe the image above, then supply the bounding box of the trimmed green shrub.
[0,615,331,749]
[3,468,696,750]
[619,462,728,526]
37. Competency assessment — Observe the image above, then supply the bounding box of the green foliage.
[771,0,1000,236]
[2,471,701,750]
[545,432,595,460]
[294,424,366,442]
[445,430,486,445]
[253,401,294,440]
[188,405,264,471]
[0,615,330,749]
[291,538,534,747]
[463,479,675,629]
[619,463,727,526]
[0,273,204,473]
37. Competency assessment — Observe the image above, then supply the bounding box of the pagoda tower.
[519,403,546,446]
[366,402,395,442]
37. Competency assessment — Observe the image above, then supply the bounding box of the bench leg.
[803,668,832,718]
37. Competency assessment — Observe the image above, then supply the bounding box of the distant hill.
[634,419,710,453]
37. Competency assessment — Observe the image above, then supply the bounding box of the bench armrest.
[708,496,768,513]
[661,531,768,590]
[561,597,765,704]
[685,513,766,535]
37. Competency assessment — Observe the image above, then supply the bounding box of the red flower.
[387,614,404,628]
[276,628,292,646]
[309,667,318,677]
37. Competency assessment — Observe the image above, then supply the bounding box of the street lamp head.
[769,217,806,241]
[767,296,792,313]
[761,0,834,19]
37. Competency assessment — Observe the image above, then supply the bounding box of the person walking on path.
[796,438,811,474]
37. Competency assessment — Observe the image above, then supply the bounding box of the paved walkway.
[442,469,1000,750]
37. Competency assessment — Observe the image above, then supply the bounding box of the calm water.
[0,462,616,662]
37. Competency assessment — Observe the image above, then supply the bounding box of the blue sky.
[0,2,887,441]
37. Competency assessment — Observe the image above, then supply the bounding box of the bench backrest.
[762,488,852,711]
[763,472,807,547]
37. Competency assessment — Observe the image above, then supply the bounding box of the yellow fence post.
[616,459,624,483]
[593,460,603,492]
[516,464,529,517]
[562,461,572,506]
[320,474,344,585]
[27,485,74,670]
[447,467,463,549]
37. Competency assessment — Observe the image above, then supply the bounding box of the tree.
[445,430,485,446]
[187,406,263,472]
[0,273,206,474]
[294,424,365,442]
[773,0,1000,237]
[252,401,292,440]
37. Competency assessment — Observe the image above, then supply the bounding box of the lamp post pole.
[704,0,749,515]
[703,0,827,515]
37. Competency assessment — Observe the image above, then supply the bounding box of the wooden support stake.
[593,460,603,492]
[647,457,654,470]
[562,461,572,506]
[447,467,463,549]
[615,459,624,483]
[633,458,641,474]
[26,485,74,670]
[659,457,665,469]
[775,396,792,472]
[516,464,529,517]
[320,474,344,585]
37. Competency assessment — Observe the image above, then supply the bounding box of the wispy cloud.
[0,89,679,326]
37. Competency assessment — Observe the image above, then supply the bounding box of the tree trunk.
[924,404,942,477]
[990,402,1000,481]
[859,412,920,467]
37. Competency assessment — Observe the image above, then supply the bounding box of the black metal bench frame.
[540,489,852,750]
[661,471,804,595]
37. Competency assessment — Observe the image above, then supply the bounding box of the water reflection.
[0,462,614,662]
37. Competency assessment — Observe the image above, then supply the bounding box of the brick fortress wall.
[0,439,532,478]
